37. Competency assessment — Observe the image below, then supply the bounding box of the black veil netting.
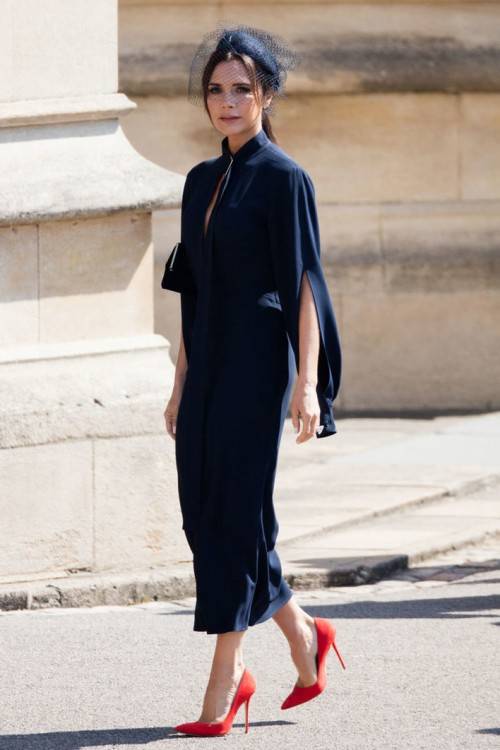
[187,23,300,109]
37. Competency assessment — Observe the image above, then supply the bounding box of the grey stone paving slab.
[275,412,500,546]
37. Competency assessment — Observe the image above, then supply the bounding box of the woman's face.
[206,58,272,137]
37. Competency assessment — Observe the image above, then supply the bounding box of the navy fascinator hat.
[187,23,299,110]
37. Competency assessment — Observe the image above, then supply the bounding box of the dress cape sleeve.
[160,168,197,364]
[267,165,342,438]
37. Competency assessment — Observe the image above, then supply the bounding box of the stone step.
[274,414,500,546]
[276,472,499,547]
[277,480,500,588]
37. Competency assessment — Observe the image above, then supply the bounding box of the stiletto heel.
[331,635,347,670]
[174,668,256,736]
[281,617,346,710]
[244,695,251,733]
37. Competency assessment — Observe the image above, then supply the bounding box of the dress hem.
[192,580,294,635]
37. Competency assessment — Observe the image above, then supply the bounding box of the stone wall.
[0,0,190,582]
[119,0,500,413]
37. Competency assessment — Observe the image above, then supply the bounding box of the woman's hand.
[290,378,320,443]
[164,381,184,441]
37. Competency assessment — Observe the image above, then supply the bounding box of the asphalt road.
[2,547,499,750]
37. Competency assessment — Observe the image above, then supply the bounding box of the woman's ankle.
[286,614,315,648]
[209,658,245,680]
[207,668,244,691]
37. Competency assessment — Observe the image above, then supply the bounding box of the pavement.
[1,411,500,611]
[1,535,499,749]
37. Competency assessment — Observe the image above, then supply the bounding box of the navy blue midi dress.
[161,128,342,634]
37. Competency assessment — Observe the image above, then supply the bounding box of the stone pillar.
[0,0,191,583]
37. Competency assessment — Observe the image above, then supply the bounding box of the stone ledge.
[0,119,184,226]
[120,37,500,96]
[293,34,500,94]
[0,334,168,366]
[120,0,476,5]
[0,338,173,449]
[0,94,136,129]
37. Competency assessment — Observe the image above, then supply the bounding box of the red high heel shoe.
[281,617,346,710]
[174,667,256,736]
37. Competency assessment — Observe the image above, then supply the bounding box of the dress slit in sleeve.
[268,166,342,438]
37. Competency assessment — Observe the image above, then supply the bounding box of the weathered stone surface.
[93,433,187,571]
[0,121,184,226]
[0,0,117,101]
[0,212,160,345]
[462,93,500,200]
[123,93,461,202]
[119,2,500,94]
[340,288,500,412]
[280,93,460,202]
[0,225,38,347]
[39,212,153,342]
[377,203,500,294]
[0,338,174,449]
[0,440,93,578]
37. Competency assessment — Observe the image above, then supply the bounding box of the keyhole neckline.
[220,128,270,164]
[203,159,233,240]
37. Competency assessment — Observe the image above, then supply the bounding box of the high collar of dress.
[220,128,270,165]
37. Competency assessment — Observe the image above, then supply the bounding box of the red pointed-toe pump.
[281,617,346,710]
[174,667,256,736]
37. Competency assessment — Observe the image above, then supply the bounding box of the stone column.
[0,0,191,584]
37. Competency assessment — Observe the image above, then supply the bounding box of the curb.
[1,527,497,613]
[2,477,499,613]
[0,568,195,612]
[285,554,409,589]
[0,555,409,613]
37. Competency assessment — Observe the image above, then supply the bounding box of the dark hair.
[201,49,278,144]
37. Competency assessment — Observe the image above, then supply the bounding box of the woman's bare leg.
[197,630,247,722]
[272,594,318,687]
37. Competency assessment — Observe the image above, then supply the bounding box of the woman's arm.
[175,327,189,388]
[164,326,188,440]
[298,272,321,386]
[290,272,321,442]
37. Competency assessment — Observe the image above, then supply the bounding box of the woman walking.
[162,25,345,736]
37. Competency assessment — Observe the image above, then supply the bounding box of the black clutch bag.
[160,241,196,294]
